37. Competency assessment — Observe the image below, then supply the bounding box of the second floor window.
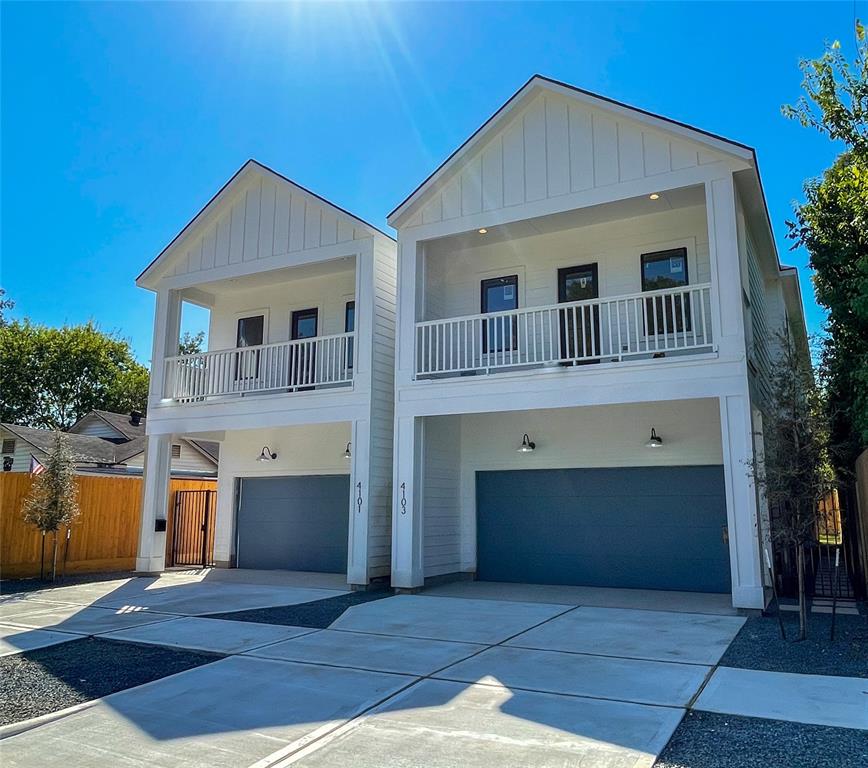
[481,275,518,353]
[641,248,691,334]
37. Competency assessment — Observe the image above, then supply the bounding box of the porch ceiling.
[425,184,705,253]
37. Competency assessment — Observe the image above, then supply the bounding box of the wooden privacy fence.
[0,473,217,579]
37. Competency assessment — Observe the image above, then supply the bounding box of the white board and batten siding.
[401,90,733,230]
[167,173,372,281]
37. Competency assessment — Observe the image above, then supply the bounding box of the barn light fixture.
[342,442,352,459]
[516,433,536,453]
[478,228,488,234]
[645,428,663,449]
[257,446,278,462]
[649,193,660,200]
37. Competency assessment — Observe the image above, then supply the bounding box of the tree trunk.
[40,532,46,581]
[796,544,807,641]
[51,532,58,583]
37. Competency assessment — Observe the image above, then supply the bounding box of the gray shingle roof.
[2,424,121,465]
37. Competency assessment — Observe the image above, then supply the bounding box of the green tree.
[0,289,13,326]
[0,320,149,430]
[754,330,832,640]
[22,432,80,581]
[784,23,868,469]
[178,330,205,355]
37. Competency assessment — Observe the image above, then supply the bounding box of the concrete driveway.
[0,573,752,768]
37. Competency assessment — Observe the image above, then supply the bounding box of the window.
[481,275,518,353]
[640,248,691,334]
[235,314,265,380]
[2,439,15,455]
[171,444,182,459]
[345,301,355,369]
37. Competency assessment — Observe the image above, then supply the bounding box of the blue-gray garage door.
[476,466,730,593]
[236,475,350,572]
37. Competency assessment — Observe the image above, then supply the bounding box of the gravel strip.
[203,588,394,628]
[720,612,868,677]
[0,637,221,725]
[654,710,868,768]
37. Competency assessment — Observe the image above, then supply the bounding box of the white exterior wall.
[124,441,216,476]
[400,89,730,229]
[420,399,723,578]
[423,205,709,321]
[212,423,352,567]
[71,415,125,439]
[1,429,49,472]
[207,266,356,351]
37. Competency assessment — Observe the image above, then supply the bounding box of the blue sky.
[1,1,860,363]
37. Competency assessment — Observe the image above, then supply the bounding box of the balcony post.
[395,237,421,386]
[705,175,746,358]
[149,288,182,405]
[391,416,424,589]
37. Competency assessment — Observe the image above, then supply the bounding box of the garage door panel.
[237,475,350,573]
[476,467,730,593]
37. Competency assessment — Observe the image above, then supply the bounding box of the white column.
[391,415,424,588]
[720,394,765,609]
[346,419,371,585]
[148,289,182,406]
[705,176,747,359]
[213,448,235,567]
[137,434,172,573]
[395,237,420,388]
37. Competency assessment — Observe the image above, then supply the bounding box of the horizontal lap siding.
[367,237,397,577]
[408,92,724,228]
[0,474,216,578]
[423,415,462,577]
[427,205,710,321]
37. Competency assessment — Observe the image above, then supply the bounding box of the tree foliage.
[0,320,149,430]
[755,330,832,639]
[0,289,13,326]
[22,432,80,581]
[784,23,868,469]
[178,330,205,356]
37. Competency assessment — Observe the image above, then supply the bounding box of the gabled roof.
[1,424,122,465]
[69,410,146,441]
[387,74,755,226]
[137,158,394,288]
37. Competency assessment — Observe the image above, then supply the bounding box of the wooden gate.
[169,489,216,568]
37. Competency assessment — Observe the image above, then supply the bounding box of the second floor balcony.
[415,284,713,379]
[164,332,355,402]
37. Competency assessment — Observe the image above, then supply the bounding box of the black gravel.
[720,612,868,678]
[203,587,394,628]
[654,710,868,768]
[0,637,221,725]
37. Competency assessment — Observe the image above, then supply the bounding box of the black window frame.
[480,275,519,354]
[290,307,319,340]
[344,301,355,370]
[640,248,691,334]
[234,314,265,380]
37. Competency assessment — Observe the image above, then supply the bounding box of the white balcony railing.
[415,284,713,378]
[164,332,354,401]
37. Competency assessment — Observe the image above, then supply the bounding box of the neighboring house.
[134,160,397,580]
[0,410,218,478]
[387,76,807,610]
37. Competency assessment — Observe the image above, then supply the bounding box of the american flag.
[29,455,45,475]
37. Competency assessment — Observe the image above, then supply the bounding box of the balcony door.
[481,275,518,355]
[290,308,318,390]
[235,314,264,381]
[558,264,600,363]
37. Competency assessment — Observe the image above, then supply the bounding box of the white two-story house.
[135,160,396,587]
[387,76,806,610]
